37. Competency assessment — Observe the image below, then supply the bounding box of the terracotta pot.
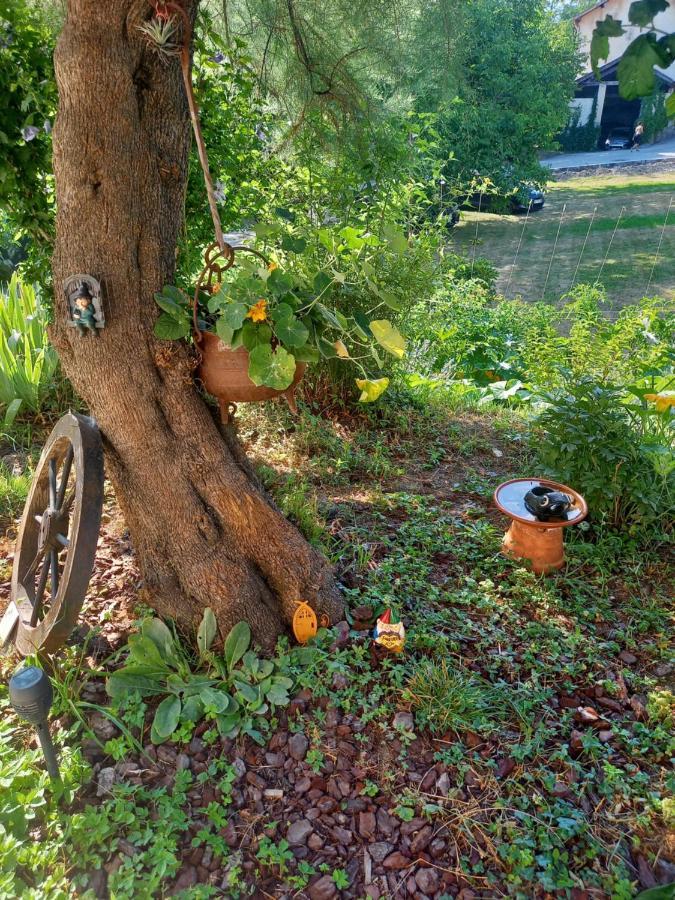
[197,331,305,416]
[494,477,588,574]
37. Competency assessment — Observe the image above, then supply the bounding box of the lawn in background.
[451,171,675,310]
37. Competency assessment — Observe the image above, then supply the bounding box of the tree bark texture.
[50,0,343,647]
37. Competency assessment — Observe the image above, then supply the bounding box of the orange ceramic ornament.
[292,601,318,644]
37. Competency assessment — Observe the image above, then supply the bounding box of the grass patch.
[451,170,675,306]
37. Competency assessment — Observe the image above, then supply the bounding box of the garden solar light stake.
[9,666,60,780]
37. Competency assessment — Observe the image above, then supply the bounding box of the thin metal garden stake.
[570,204,597,289]
[470,191,484,278]
[646,196,673,295]
[595,205,625,286]
[542,202,566,301]
[504,200,532,298]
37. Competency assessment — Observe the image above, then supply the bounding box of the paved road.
[544,136,675,170]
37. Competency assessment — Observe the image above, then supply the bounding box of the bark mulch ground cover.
[1,405,673,898]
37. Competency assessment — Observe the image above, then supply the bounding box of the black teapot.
[524,486,572,521]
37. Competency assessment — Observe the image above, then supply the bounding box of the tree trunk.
[50,0,343,648]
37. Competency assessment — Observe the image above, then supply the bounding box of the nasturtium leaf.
[154,313,190,340]
[293,345,320,363]
[224,621,251,672]
[356,377,390,403]
[369,320,406,359]
[590,15,625,75]
[151,695,181,744]
[334,340,350,358]
[220,301,247,333]
[275,316,308,348]
[268,268,294,296]
[354,312,372,338]
[197,607,218,654]
[248,344,296,389]
[281,233,307,254]
[241,321,273,350]
[617,34,662,99]
[628,0,668,27]
[216,319,235,345]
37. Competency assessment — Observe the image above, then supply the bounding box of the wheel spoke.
[30,558,51,626]
[56,533,70,549]
[49,457,57,509]
[50,549,59,600]
[24,545,47,582]
[56,445,74,509]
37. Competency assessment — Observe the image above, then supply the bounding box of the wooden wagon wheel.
[10,412,104,655]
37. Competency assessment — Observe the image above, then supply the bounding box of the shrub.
[0,275,62,422]
[533,379,674,536]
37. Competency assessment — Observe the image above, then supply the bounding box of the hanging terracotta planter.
[494,477,588,574]
[192,243,306,419]
[197,332,306,417]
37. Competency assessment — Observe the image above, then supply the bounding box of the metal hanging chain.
[595,205,625,286]
[542,202,566,301]
[156,1,226,251]
[646,195,673,296]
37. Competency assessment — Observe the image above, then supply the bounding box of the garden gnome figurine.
[72,283,98,334]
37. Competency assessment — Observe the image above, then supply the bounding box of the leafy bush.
[533,379,674,535]
[0,275,60,422]
[107,613,300,745]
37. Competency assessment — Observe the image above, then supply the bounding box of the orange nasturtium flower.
[268,262,278,272]
[644,392,675,412]
[247,299,268,323]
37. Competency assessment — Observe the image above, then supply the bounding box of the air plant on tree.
[137,14,179,60]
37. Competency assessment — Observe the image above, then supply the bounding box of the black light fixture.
[9,666,60,779]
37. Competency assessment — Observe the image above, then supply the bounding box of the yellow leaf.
[645,392,675,412]
[334,340,350,358]
[356,377,389,402]
[369,320,406,359]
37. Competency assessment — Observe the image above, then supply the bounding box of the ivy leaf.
[628,0,668,27]
[154,313,190,340]
[591,15,625,76]
[369,319,406,359]
[356,377,390,402]
[617,34,662,99]
[151,695,181,744]
[248,343,297,389]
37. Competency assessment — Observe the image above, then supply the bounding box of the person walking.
[631,121,644,151]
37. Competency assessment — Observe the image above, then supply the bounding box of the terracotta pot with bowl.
[494,477,588,574]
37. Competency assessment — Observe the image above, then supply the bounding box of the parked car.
[603,128,632,150]
[463,184,545,214]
